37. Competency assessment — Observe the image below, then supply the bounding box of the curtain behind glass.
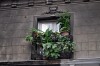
[38,22,59,32]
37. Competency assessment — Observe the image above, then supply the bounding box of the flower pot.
[61,31,69,36]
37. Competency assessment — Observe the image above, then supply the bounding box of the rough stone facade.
[0,0,100,61]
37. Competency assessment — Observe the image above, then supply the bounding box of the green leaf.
[52,44,57,49]
[25,35,33,42]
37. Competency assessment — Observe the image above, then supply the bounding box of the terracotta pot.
[61,31,69,36]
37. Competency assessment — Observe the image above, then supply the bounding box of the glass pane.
[38,22,59,32]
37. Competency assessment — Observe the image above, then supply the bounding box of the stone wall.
[0,8,35,61]
[0,1,100,61]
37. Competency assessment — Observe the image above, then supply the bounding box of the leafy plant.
[42,28,53,43]
[25,28,43,44]
[25,34,33,42]
[25,27,75,59]
[42,42,61,59]
[62,41,74,52]
[58,12,71,32]
[58,35,74,52]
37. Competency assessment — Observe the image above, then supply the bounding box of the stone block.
[2,17,11,23]
[9,30,19,38]
[18,22,33,30]
[81,42,89,51]
[88,9,100,18]
[88,34,98,42]
[10,16,30,23]
[87,2,100,10]
[23,45,31,54]
[6,54,13,60]
[12,38,21,46]
[5,30,14,38]
[81,64,99,66]
[0,23,7,31]
[12,30,22,38]
[75,51,88,59]
[12,46,23,54]
[0,10,10,17]
[19,29,30,38]
[26,15,33,22]
[0,39,4,46]
[88,41,97,51]
[75,42,82,51]
[0,39,7,46]
[0,46,6,55]
[12,53,18,60]
[17,9,29,16]
[59,5,71,12]
[4,38,12,46]
[12,53,31,61]
[0,18,3,23]
[16,16,26,23]
[89,18,100,26]
[74,16,90,26]
[28,8,35,15]
[95,25,100,34]
[97,41,100,50]
[0,31,6,39]
[88,51,98,58]
[12,29,31,38]
[5,24,15,31]
[96,51,100,57]
[75,34,88,42]
[81,26,96,34]
[74,27,82,35]
[6,46,13,55]
[12,37,30,46]
[0,54,7,61]
[10,10,19,17]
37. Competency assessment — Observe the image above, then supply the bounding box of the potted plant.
[25,28,75,59]
[42,42,61,59]
[61,41,74,59]
[58,35,74,59]
[58,12,71,36]
[25,28,44,60]
[41,29,61,59]
[25,28,43,45]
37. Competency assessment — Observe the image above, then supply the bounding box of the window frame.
[33,14,74,35]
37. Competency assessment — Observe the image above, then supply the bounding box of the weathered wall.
[0,8,35,61]
[0,1,100,61]
[70,2,100,59]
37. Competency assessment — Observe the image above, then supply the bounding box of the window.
[38,21,59,32]
[32,14,73,60]
[38,16,59,32]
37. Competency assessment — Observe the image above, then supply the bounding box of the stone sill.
[0,59,100,65]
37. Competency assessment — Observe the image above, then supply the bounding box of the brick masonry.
[0,1,100,61]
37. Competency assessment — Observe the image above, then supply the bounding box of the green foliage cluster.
[25,28,75,59]
[25,12,74,59]
[58,12,71,32]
